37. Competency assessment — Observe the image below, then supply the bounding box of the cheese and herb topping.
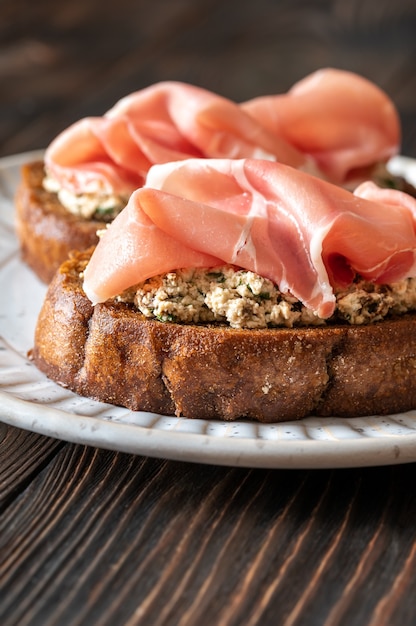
[116,266,416,329]
[43,175,128,220]
[371,163,416,195]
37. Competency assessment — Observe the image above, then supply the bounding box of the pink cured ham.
[83,158,416,319]
[241,68,401,183]
[82,196,222,305]
[44,82,304,197]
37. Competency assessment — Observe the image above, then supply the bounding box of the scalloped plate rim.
[1,150,416,469]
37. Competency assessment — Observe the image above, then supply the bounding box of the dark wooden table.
[1,1,416,624]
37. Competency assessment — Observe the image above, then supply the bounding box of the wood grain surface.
[1,1,416,625]
[2,434,416,626]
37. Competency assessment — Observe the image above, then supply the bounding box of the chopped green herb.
[95,206,116,216]
[207,271,225,283]
[156,313,176,323]
[379,176,399,190]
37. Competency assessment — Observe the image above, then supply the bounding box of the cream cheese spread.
[43,175,128,220]
[116,267,416,329]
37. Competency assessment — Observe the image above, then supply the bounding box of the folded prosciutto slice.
[44,82,304,197]
[82,158,416,319]
[241,68,401,184]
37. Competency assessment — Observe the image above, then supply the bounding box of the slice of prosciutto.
[241,68,401,184]
[44,82,304,198]
[82,158,416,319]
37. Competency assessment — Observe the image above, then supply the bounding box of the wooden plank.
[0,425,64,511]
[2,444,416,624]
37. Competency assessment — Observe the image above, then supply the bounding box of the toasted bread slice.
[15,161,107,283]
[31,249,416,422]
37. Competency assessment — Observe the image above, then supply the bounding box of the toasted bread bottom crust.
[31,250,416,422]
[15,161,107,283]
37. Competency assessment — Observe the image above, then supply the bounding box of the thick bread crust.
[15,161,106,283]
[32,250,416,422]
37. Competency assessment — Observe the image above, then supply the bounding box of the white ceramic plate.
[2,151,416,469]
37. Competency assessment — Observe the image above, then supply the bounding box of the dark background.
[1,0,415,159]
